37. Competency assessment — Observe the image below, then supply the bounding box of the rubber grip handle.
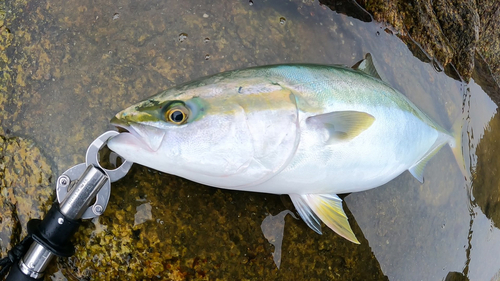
[4,263,42,281]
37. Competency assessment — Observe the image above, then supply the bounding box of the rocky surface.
[320,0,500,88]
[0,135,54,258]
[0,0,499,279]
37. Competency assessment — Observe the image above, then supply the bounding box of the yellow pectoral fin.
[289,193,360,244]
[307,111,375,144]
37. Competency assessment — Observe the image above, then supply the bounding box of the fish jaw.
[107,131,154,160]
[107,116,164,168]
[109,116,166,152]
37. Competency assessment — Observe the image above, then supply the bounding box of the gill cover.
[221,89,302,188]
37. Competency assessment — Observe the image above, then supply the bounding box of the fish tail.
[450,116,468,180]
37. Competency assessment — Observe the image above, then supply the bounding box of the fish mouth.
[110,116,138,137]
[110,116,166,152]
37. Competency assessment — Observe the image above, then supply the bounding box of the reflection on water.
[444,271,469,281]
[465,84,500,281]
[473,110,500,227]
[1,0,500,280]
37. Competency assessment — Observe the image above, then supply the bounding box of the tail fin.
[450,117,468,180]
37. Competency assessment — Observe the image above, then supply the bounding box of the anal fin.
[289,194,322,235]
[408,141,447,183]
[289,193,359,244]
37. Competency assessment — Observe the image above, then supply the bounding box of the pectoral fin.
[289,193,359,244]
[307,111,375,144]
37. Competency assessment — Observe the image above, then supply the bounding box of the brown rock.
[476,0,500,85]
[432,0,479,80]
[320,0,500,85]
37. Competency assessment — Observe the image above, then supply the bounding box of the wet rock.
[320,0,500,85]
[0,14,13,129]
[0,135,54,258]
[317,0,373,22]
[432,0,479,81]
[476,0,500,87]
[473,52,500,105]
[322,0,454,70]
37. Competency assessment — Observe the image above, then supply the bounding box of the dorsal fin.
[352,53,382,80]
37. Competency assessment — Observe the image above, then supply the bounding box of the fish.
[107,54,464,244]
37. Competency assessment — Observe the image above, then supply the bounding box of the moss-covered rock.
[0,135,54,257]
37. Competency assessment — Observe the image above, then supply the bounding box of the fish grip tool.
[1,131,132,280]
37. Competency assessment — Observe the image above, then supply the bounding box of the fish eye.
[165,104,189,125]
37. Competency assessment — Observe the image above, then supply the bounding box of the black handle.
[2,204,82,281]
[28,203,81,257]
[5,263,42,281]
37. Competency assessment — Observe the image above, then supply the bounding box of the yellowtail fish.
[108,54,463,243]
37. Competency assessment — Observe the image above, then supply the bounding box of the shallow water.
[1,0,499,280]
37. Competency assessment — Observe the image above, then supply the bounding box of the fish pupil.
[171,110,184,122]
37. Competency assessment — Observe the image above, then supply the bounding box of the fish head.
[108,79,300,189]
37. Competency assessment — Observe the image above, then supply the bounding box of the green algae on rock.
[0,135,54,258]
[0,3,13,136]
